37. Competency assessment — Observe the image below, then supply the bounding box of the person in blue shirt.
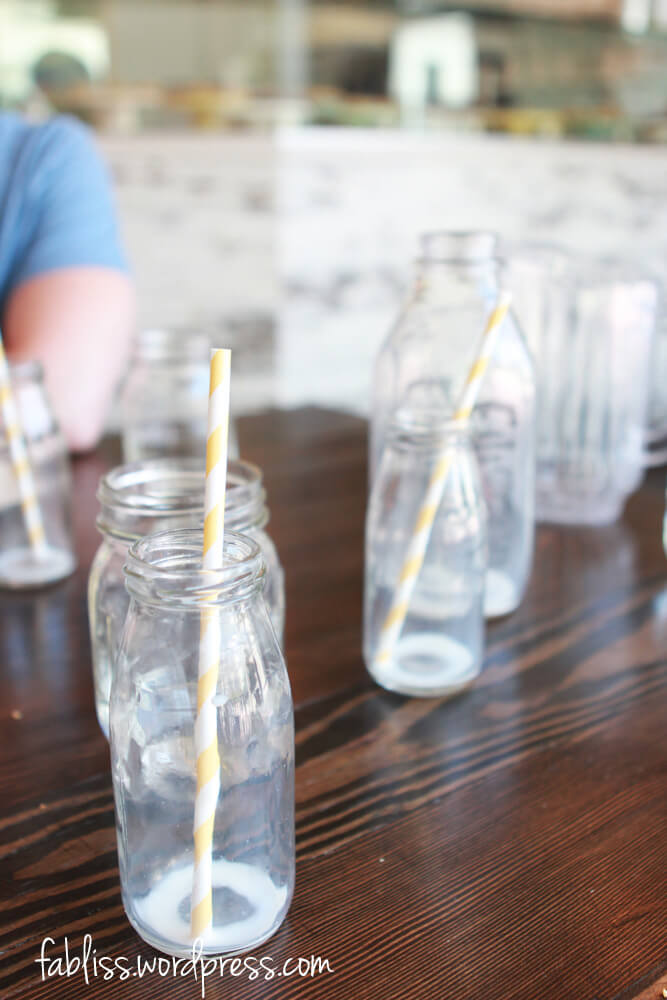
[0,113,134,451]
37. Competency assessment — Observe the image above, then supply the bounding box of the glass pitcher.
[365,413,486,697]
[89,457,285,738]
[110,528,294,957]
[371,231,535,618]
[505,246,657,523]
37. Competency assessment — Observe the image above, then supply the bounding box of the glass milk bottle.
[364,413,486,697]
[370,232,535,617]
[0,361,75,587]
[89,458,285,738]
[110,528,294,957]
[119,328,239,463]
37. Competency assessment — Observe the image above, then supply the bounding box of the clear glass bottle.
[370,231,535,618]
[111,528,294,957]
[364,412,486,697]
[119,328,239,463]
[0,361,75,587]
[505,245,657,523]
[89,458,284,738]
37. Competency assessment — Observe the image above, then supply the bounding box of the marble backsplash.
[101,127,667,416]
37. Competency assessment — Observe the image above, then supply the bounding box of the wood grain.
[0,407,665,1000]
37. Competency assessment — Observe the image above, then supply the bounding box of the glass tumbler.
[111,528,294,957]
[371,231,535,618]
[89,457,285,738]
[0,361,75,588]
[364,413,487,697]
[119,328,239,463]
[506,247,658,523]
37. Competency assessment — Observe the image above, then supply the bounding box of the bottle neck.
[4,361,60,443]
[97,458,267,544]
[415,257,500,307]
[225,462,268,534]
[415,230,500,306]
[124,528,265,610]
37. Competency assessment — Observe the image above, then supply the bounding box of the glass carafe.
[365,414,486,697]
[89,457,284,738]
[111,528,294,957]
[505,245,657,523]
[371,232,535,617]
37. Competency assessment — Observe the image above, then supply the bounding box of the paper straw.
[0,336,48,555]
[191,348,232,941]
[373,292,512,669]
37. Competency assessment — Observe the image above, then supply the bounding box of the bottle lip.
[97,458,267,541]
[134,327,211,362]
[124,528,264,608]
[418,230,499,264]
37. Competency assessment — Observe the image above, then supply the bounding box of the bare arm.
[4,267,135,453]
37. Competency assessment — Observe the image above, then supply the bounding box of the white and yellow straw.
[0,336,47,555]
[374,292,512,670]
[191,347,232,941]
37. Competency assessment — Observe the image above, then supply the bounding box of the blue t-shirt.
[0,113,127,315]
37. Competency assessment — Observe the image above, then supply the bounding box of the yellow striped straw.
[191,347,232,941]
[0,337,48,555]
[374,292,512,670]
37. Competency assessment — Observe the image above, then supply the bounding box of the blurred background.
[4,0,667,137]
[3,0,666,415]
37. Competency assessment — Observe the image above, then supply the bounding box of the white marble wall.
[102,127,667,415]
[102,132,277,413]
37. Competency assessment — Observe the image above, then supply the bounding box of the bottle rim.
[97,458,268,542]
[124,527,264,608]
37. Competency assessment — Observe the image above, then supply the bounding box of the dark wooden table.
[1,407,665,1000]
